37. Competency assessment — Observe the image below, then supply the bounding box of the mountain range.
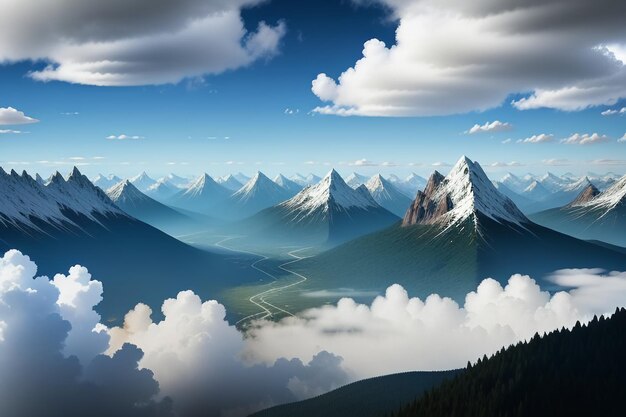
[243,170,400,244]
[0,167,262,322]
[530,176,626,247]
[291,157,626,303]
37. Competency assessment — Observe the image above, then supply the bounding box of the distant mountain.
[273,174,303,197]
[0,167,262,322]
[216,174,244,191]
[244,170,399,244]
[393,308,626,417]
[233,172,251,185]
[35,173,46,186]
[290,173,322,187]
[522,180,551,202]
[168,173,231,215]
[499,172,532,194]
[538,172,570,193]
[156,173,190,189]
[252,370,458,417]
[492,181,535,212]
[229,172,292,218]
[386,173,426,197]
[144,179,179,201]
[292,157,626,303]
[531,175,626,247]
[107,180,195,233]
[345,172,370,188]
[92,173,122,190]
[365,174,412,217]
[129,171,157,192]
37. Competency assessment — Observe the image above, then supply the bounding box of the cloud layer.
[3,250,626,416]
[0,107,39,125]
[313,0,626,116]
[0,0,285,86]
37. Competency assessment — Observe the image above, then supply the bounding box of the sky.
[1,0,625,180]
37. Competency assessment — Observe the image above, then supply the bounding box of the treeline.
[391,307,626,417]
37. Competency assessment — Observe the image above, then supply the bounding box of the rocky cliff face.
[567,183,600,207]
[402,171,446,225]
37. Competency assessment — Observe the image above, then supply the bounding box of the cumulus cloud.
[561,132,610,145]
[312,0,626,116]
[619,134,626,143]
[106,134,144,140]
[518,133,554,144]
[0,107,38,125]
[466,120,512,134]
[5,250,626,416]
[245,271,626,378]
[0,1,286,86]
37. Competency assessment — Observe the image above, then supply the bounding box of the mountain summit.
[403,156,528,231]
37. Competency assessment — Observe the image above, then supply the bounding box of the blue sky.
[1,0,625,180]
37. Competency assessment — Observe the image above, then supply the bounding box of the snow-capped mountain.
[303,157,626,303]
[229,172,292,218]
[365,174,412,217]
[531,175,626,247]
[386,173,427,197]
[233,172,251,185]
[0,165,261,322]
[499,172,533,194]
[160,173,191,188]
[539,172,571,193]
[168,173,231,214]
[107,180,192,232]
[129,171,157,192]
[403,157,528,232]
[290,173,322,187]
[345,172,370,188]
[522,180,552,202]
[245,169,399,243]
[145,179,179,201]
[35,173,45,186]
[216,174,244,191]
[273,174,303,196]
[92,173,122,190]
[0,167,123,231]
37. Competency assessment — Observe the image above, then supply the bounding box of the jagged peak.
[49,171,66,184]
[403,156,528,230]
[568,183,601,207]
[578,174,626,212]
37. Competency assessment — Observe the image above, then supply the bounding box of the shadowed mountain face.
[294,158,626,303]
[241,169,400,245]
[0,167,262,323]
[531,176,626,247]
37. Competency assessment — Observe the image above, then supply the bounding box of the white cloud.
[618,134,626,143]
[284,108,300,115]
[4,250,626,416]
[489,161,522,168]
[542,158,572,166]
[561,132,610,145]
[501,138,512,144]
[106,134,144,140]
[0,129,25,134]
[0,1,286,86]
[312,0,626,116]
[466,120,512,134]
[0,107,38,125]
[432,161,450,167]
[601,107,626,116]
[245,271,626,378]
[349,158,378,167]
[518,133,554,144]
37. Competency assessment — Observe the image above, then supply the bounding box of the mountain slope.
[144,179,179,201]
[106,180,196,233]
[365,174,412,217]
[293,157,626,304]
[530,176,626,247]
[92,173,122,190]
[251,370,458,417]
[129,171,156,192]
[273,174,303,196]
[345,172,370,188]
[168,173,232,215]
[0,167,262,322]
[244,170,399,244]
[228,172,292,218]
[216,174,244,191]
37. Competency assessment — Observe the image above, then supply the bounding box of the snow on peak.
[233,171,287,202]
[106,180,147,204]
[216,174,244,191]
[0,167,123,231]
[183,173,228,198]
[404,156,528,230]
[129,171,156,191]
[577,174,626,212]
[282,169,380,214]
[346,172,370,188]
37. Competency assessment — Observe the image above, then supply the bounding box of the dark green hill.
[293,214,626,303]
[250,370,458,417]
[393,307,626,417]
